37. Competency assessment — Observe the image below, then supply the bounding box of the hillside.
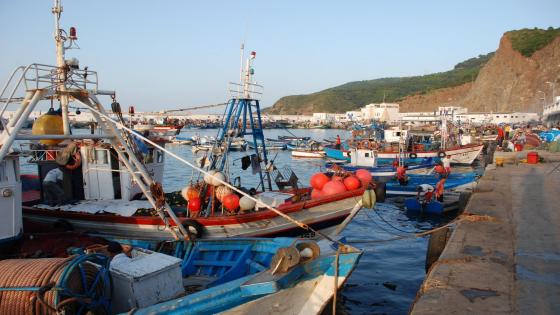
[266,27,560,115]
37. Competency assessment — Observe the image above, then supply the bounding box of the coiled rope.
[0,254,111,314]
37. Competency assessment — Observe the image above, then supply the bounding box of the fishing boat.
[385,172,478,196]
[247,140,287,150]
[10,32,372,243]
[292,149,326,158]
[134,123,183,142]
[124,237,362,315]
[398,191,468,215]
[325,148,435,177]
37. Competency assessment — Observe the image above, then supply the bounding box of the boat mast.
[53,0,71,135]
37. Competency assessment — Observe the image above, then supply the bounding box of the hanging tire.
[182,219,205,240]
[374,182,386,203]
[409,153,418,159]
[437,151,446,158]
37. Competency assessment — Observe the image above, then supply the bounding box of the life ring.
[65,151,82,170]
[409,153,418,159]
[437,151,446,158]
[182,219,205,240]
[360,140,371,149]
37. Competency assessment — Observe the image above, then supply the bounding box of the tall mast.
[52,0,71,135]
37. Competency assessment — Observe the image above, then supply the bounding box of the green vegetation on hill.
[507,27,560,57]
[267,52,494,114]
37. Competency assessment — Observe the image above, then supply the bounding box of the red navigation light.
[128,106,135,115]
[69,27,77,40]
[250,51,256,59]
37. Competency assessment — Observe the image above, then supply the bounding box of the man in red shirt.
[497,126,504,147]
[335,135,341,149]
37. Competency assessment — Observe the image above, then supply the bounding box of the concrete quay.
[411,160,560,314]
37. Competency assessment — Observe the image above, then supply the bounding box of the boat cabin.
[0,153,23,243]
[349,148,378,168]
[28,141,164,203]
[384,127,408,143]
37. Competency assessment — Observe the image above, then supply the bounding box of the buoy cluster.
[181,170,256,216]
[309,169,372,199]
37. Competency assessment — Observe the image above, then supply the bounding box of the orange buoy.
[322,180,347,196]
[222,194,240,211]
[188,197,202,212]
[310,173,330,190]
[343,176,361,191]
[311,188,324,199]
[355,169,372,186]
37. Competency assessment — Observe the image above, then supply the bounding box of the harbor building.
[360,103,401,122]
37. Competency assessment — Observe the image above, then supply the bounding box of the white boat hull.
[292,150,326,158]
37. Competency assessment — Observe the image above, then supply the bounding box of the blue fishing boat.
[324,145,351,161]
[404,199,445,215]
[128,237,362,315]
[385,172,478,196]
[325,161,435,177]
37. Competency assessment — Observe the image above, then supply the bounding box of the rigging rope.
[83,99,342,244]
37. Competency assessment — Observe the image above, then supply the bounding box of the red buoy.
[322,180,347,196]
[311,189,324,199]
[222,194,240,211]
[343,176,361,191]
[310,173,330,190]
[188,197,202,212]
[355,169,372,186]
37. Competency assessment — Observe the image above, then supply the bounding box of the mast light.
[69,26,77,40]
[250,51,256,59]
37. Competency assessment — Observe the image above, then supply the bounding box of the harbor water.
[164,128,461,315]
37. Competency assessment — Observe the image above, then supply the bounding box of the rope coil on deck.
[0,254,111,314]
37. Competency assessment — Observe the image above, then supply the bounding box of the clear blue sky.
[1,0,559,112]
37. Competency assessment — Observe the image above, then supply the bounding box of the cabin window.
[365,153,370,158]
[95,149,109,164]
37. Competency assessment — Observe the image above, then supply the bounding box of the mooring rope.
[83,99,342,244]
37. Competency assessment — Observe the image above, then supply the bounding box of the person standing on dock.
[497,125,504,147]
[336,135,341,150]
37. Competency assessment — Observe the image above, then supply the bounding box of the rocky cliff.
[267,28,560,114]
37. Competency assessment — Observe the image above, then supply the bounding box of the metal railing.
[228,82,263,100]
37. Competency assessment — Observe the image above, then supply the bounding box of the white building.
[345,111,363,121]
[360,103,400,122]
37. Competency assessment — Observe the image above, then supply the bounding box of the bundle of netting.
[0,254,111,314]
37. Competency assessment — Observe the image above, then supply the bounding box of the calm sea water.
[165,128,454,315]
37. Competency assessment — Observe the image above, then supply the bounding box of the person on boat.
[416,184,434,205]
[434,163,449,179]
[335,135,341,149]
[396,165,408,186]
[435,178,445,202]
[43,167,65,206]
[441,155,451,174]
[392,158,399,169]
[108,241,133,268]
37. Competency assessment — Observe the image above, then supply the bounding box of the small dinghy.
[385,172,478,196]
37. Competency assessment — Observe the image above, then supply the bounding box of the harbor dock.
[411,152,560,314]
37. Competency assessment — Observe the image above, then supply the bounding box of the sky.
[1,0,559,113]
